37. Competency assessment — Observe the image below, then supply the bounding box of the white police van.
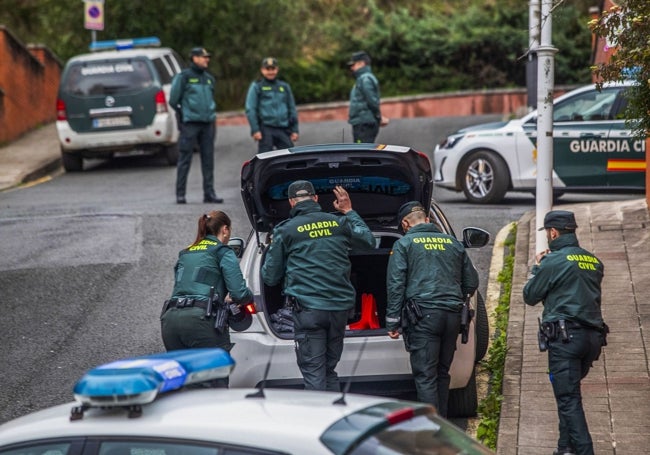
[56,37,185,171]
[0,349,493,454]
[434,82,645,203]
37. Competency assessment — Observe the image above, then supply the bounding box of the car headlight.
[438,133,465,150]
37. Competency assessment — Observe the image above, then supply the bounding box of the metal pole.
[535,0,558,252]
[527,0,540,110]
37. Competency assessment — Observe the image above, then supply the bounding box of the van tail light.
[56,98,67,121]
[155,90,168,113]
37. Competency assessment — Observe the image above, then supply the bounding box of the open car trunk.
[261,233,400,339]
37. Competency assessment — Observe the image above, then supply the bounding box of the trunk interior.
[261,234,398,338]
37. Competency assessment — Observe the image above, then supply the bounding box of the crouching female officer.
[161,210,253,387]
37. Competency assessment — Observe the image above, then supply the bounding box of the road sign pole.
[535,0,558,253]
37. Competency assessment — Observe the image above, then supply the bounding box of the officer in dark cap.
[385,201,479,417]
[347,50,389,143]
[261,180,374,391]
[245,57,299,153]
[524,210,608,455]
[169,47,223,204]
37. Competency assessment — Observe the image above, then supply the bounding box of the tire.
[475,292,489,362]
[61,149,83,172]
[447,367,478,418]
[163,143,179,166]
[459,150,509,204]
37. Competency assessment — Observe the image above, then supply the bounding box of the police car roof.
[67,47,179,64]
[0,388,412,453]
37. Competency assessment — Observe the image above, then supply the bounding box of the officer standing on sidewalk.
[169,47,223,204]
[245,57,299,153]
[523,210,607,455]
[261,181,375,391]
[385,201,479,418]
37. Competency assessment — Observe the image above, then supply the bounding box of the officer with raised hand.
[261,181,375,391]
[245,57,299,153]
[385,201,478,418]
[524,210,607,455]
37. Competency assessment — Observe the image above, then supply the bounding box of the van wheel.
[163,143,179,166]
[459,151,509,204]
[447,367,478,418]
[475,292,489,362]
[61,149,83,172]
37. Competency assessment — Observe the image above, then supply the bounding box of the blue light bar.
[89,36,161,52]
[73,348,234,407]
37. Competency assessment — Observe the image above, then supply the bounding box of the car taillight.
[155,90,168,113]
[244,303,257,314]
[56,98,67,121]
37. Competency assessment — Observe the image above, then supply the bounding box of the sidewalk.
[498,198,650,454]
[2,126,650,454]
[0,123,61,191]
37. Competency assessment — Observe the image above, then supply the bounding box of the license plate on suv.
[93,116,132,128]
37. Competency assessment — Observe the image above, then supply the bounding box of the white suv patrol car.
[56,37,185,171]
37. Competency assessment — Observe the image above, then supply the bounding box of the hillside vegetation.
[0,0,595,110]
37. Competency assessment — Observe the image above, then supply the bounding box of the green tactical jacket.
[169,64,217,123]
[348,65,381,126]
[385,223,479,332]
[171,235,252,304]
[245,78,298,134]
[261,199,375,311]
[523,233,604,328]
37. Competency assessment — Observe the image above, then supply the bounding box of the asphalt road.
[0,116,639,424]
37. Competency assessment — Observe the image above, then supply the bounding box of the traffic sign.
[84,0,105,31]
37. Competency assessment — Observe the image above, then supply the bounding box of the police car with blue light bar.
[433,81,645,204]
[0,349,493,455]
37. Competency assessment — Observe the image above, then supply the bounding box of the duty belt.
[168,297,209,310]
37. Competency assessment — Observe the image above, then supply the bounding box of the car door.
[551,87,617,188]
[605,89,646,188]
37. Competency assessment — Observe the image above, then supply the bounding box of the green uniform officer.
[261,180,375,391]
[347,51,389,143]
[523,210,607,455]
[245,57,299,154]
[161,210,253,387]
[385,201,479,417]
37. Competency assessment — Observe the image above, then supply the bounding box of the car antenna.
[246,343,276,399]
[333,338,367,406]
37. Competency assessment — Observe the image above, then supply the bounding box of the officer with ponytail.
[161,210,252,387]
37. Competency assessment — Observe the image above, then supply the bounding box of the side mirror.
[228,237,245,258]
[462,227,490,249]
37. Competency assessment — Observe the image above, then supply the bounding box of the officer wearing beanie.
[261,181,374,391]
[524,210,607,455]
[385,201,478,417]
[169,47,222,204]
[245,57,299,153]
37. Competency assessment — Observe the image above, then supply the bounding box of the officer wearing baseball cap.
[169,46,222,204]
[245,56,299,153]
[524,210,607,455]
[261,181,374,391]
[385,201,479,417]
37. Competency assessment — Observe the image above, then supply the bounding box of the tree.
[590,0,650,137]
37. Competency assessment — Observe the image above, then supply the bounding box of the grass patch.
[475,223,517,449]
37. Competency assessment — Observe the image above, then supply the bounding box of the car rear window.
[267,176,412,200]
[63,59,154,96]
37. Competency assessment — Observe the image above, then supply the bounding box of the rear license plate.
[93,116,131,128]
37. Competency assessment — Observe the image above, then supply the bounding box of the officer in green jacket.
[161,210,253,387]
[524,210,607,455]
[261,180,375,391]
[385,201,478,417]
[169,47,222,205]
[347,51,389,143]
[245,57,299,154]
